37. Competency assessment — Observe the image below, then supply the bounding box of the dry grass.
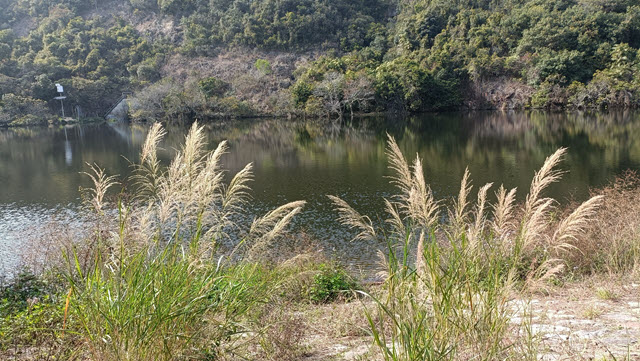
[329,135,605,360]
[54,122,311,361]
[9,128,640,361]
[572,170,640,274]
[256,303,309,361]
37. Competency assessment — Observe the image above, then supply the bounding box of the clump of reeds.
[330,134,603,360]
[576,170,640,274]
[65,122,306,360]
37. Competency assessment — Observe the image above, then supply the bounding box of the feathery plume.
[181,121,207,184]
[222,163,253,213]
[521,198,555,252]
[492,185,517,237]
[328,195,376,241]
[386,134,413,207]
[551,195,604,253]
[524,148,566,217]
[408,156,440,229]
[469,182,493,247]
[249,201,307,239]
[384,199,406,236]
[132,123,166,200]
[451,167,472,228]
[525,259,565,292]
[246,201,306,259]
[140,122,166,164]
[81,163,119,214]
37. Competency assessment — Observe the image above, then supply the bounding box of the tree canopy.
[0,0,639,123]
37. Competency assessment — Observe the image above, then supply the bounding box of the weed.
[583,305,603,319]
[309,263,359,303]
[596,287,618,301]
[257,304,308,361]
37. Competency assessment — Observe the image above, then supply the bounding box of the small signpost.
[54,83,66,118]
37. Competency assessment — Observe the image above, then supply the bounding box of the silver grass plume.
[384,198,406,237]
[385,133,413,212]
[328,195,376,241]
[469,182,493,249]
[492,185,517,238]
[133,122,166,200]
[449,167,472,233]
[245,201,307,259]
[408,156,440,230]
[81,163,119,215]
[524,148,566,217]
[551,195,604,254]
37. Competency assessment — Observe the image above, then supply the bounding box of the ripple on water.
[0,203,86,273]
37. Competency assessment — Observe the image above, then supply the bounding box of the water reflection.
[2,111,640,271]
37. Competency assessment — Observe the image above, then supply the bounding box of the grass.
[63,122,319,360]
[329,135,604,360]
[2,125,640,360]
[596,287,617,301]
[582,305,603,319]
[575,170,640,274]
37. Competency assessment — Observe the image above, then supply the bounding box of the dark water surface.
[2,111,640,272]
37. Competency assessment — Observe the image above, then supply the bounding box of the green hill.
[0,0,638,124]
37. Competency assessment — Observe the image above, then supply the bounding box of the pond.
[2,110,640,273]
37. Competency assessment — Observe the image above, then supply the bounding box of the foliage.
[198,76,229,99]
[0,271,66,353]
[0,270,52,315]
[255,58,272,75]
[180,0,390,52]
[308,263,358,303]
[1,0,640,119]
[0,93,53,125]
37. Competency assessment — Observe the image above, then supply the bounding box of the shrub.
[255,58,272,75]
[198,76,229,99]
[308,264,358,303]
[0,93,52,124]
[291,79,314,107]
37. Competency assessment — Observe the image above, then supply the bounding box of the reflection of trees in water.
[467,110,640,149]
[0,124,142,204]
[175,119,386,174]
[156,113,640,194]
[315,111,640,201]
[3,112,640,205]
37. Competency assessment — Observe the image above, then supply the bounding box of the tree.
[313,72,345,120]
[343,72,375,119]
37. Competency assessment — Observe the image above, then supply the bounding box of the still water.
[2,110,640,272]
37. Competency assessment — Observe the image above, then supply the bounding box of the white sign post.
[54,83,66,118]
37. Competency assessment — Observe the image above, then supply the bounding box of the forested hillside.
[0,0,638,124]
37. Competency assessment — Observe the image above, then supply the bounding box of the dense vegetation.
[0,0,639,123]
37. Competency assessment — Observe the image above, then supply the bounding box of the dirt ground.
[296,275,640,361]
[516,277,640,360]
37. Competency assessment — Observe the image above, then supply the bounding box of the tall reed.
[330,135,603,360]
[65,122,305,360]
